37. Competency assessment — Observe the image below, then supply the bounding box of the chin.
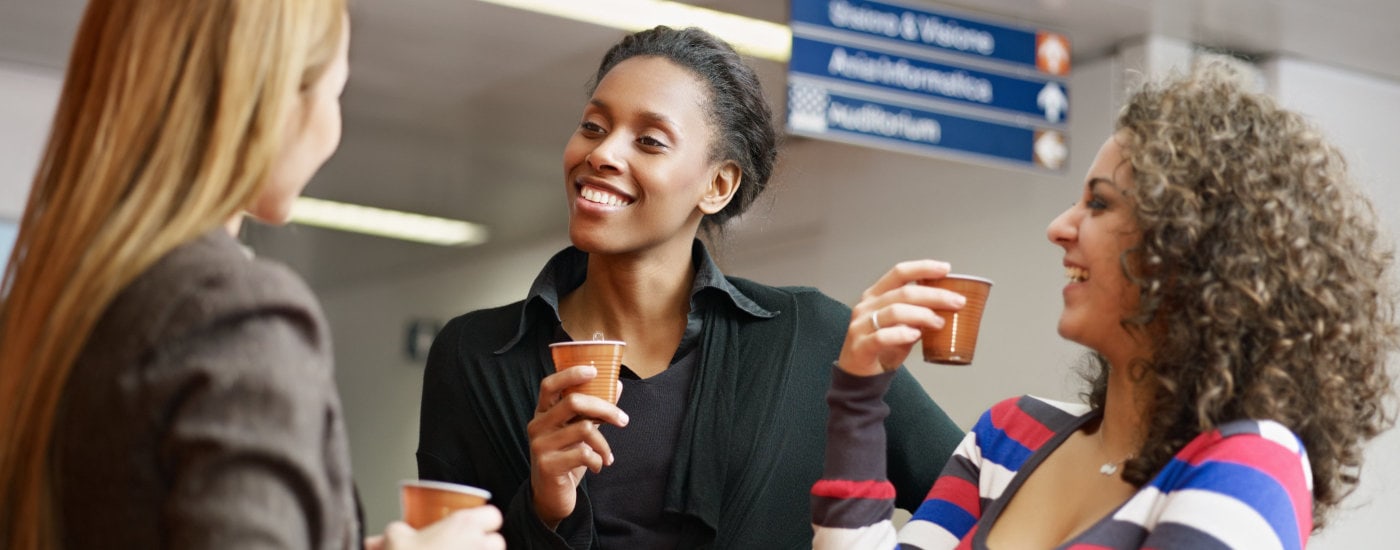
[567,225,613,255]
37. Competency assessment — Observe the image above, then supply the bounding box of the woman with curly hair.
[810,55,1398,549]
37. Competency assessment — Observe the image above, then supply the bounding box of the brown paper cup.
[920,275,994,365]
[549,340,626,404]
[400,480,491,529]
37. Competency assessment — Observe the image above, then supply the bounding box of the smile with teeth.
[1066,266,1088,283]
[580,186,633,207]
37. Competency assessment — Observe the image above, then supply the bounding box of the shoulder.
[1141,420,1314,547]
[437,299,530,354]
[970,395,1089,454]
[976,395,1090,431]
[1171,419,1311,490]
[727,276,850,320]
[111,231,325,347]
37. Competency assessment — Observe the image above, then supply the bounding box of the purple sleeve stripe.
[811,494,896,528]
[1135,522,1234,550]
[1014,395,1083,430]
[935,452,981,488]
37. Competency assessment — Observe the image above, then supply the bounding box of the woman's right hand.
[367,506,505,550]
[527,365,629,527]
[837,260,966,376]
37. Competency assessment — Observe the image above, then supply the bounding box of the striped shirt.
[813,368,1313,549]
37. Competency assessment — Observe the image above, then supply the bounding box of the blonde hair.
[0,0,346,546]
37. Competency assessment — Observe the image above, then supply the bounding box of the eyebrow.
[1087,177,1119,194]
[587,99,681,130]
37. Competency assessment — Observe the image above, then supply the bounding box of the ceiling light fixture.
[477,0,791,62]
[289,197,489,247]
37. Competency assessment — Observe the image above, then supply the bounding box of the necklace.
[1096,422,1134,476]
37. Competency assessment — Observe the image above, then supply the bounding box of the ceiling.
[3,0,1398,290]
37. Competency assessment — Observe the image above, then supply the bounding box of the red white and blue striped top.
[812,368,1313,549]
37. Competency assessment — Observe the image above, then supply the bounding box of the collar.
[493,239,775,354]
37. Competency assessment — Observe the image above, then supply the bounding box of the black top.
[589,347,698,548]
[416,240,965,549]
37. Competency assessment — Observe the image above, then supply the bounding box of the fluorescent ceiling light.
[478,0,791,62]
[290,197,489,247]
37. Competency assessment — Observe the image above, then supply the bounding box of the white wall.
[0,61,60,220]
[320,236,568,532]
[1264,55,1400,549]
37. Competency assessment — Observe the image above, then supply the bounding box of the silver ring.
[870,310,882,331]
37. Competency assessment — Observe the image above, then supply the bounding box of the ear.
[698,161,742,215]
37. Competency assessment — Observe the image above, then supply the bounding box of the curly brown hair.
[1084,55,1399,529]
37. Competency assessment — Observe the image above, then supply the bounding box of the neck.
[1098,356,1149,461]
[225,214,244,237]
[560,239,696,347]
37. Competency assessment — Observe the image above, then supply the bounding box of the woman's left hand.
[836,260,966,376]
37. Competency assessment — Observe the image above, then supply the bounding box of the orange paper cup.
[400,480,491,529]
[548,340,626,404]
[919,275,993,365]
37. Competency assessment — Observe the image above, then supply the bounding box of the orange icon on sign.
[1036,31,1071,76]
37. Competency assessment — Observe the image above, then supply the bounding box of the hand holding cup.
[526,339,630,526]
[917,275,993,365]
[837,260,966,376]
[365,480,503,550]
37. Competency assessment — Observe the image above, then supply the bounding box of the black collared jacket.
[416,242,963,549]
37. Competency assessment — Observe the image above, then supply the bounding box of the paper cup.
[548,340,626,404]
[919,275,993,365]
[400,480,491,529]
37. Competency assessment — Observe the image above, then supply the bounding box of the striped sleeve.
[1138,420,1312,550]
[1076,419,1313,549]
[814,390,1087,550]
[902,396,1086,549]
[812,366,901,549]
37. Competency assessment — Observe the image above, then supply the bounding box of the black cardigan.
[416,269,963,549]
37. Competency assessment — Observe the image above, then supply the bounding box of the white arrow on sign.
[1037,82,1067,123]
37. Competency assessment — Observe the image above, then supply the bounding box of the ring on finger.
[871,309,883,331]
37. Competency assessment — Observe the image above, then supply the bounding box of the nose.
[586,135,626,173]
[1047,203,1077,248]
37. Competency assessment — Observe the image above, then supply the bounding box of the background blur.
[3,0,1397,545]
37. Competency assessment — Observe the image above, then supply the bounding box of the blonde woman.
[0,1,501,548]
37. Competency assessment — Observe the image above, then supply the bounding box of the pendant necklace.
[1097,422,1134,476]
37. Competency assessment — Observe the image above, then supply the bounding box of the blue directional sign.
[788,0,1072,172]
[791,0,1056,71]
[790,36,1069,123]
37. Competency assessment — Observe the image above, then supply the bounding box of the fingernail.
[580,365,597,377]
[955,295,967,307]
[619,412,630,426]
[607,452,615,466]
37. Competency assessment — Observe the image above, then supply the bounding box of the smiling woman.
[414,25,965,549]
[811,54,1399,550]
